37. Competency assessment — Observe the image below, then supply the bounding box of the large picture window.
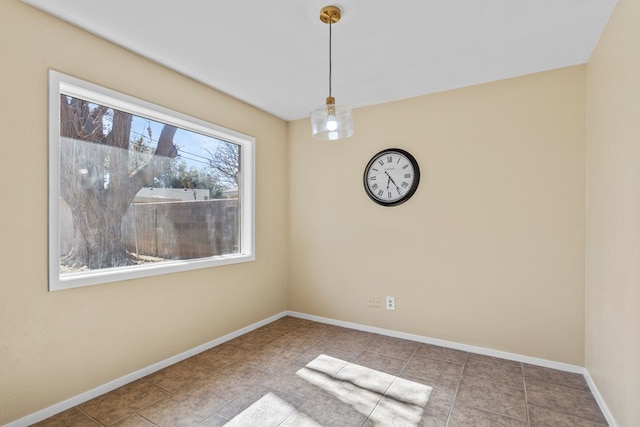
[48,71,255,291]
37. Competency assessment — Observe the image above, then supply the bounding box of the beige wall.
[289,66,586,365]
[586,0,640,424]
[0,1,288,424]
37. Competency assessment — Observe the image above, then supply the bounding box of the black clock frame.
[363,148,420,207]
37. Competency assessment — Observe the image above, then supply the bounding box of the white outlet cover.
[386,296,395,310]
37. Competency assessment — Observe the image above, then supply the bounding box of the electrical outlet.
[374,296,381,308]
[386,296,395,310]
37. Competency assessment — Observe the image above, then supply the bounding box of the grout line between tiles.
[138,413,159,427]
[444,351,468,427]
[75,406,104,426]
[361,343,423,426]
[521,362,532,427]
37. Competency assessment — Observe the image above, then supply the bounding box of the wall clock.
[363,148,420,206]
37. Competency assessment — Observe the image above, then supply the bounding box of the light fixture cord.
[329,17,332,99]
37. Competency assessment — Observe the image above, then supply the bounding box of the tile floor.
[34,316,607,426]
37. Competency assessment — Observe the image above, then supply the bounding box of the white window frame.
[48,70,255,291]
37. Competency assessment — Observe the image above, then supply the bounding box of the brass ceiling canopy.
[319,5,341,25]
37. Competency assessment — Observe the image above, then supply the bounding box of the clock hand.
[385,172,401,193]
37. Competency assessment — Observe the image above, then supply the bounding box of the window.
[48,71,255,291]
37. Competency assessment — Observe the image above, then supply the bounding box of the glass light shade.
[310,104,354,140]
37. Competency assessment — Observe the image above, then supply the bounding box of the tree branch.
[128,125,178,200]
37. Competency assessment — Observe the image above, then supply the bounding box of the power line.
[178,149,212,161]
[177,153,210,166]
[128,128,213,167]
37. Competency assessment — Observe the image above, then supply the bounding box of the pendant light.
[311,5,354,141]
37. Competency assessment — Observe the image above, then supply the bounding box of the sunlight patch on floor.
[224,354,432,426]
[297,354,432,425]
[226,392,318,426]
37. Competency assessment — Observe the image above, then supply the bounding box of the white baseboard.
[4,312,287,427]
[6,310,617,427]
[583,369,618,427]
[286,311,585,373]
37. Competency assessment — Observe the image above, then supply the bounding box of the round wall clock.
[363,148,420,206]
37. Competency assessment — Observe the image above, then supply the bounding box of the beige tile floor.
[34,316,608,426]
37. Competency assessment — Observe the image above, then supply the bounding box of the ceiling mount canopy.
[319,5,341,24]
[311,5,354,141]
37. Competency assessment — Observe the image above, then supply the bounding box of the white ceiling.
[23,0,617,121]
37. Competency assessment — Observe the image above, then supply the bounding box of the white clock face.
[364,149,419,206]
